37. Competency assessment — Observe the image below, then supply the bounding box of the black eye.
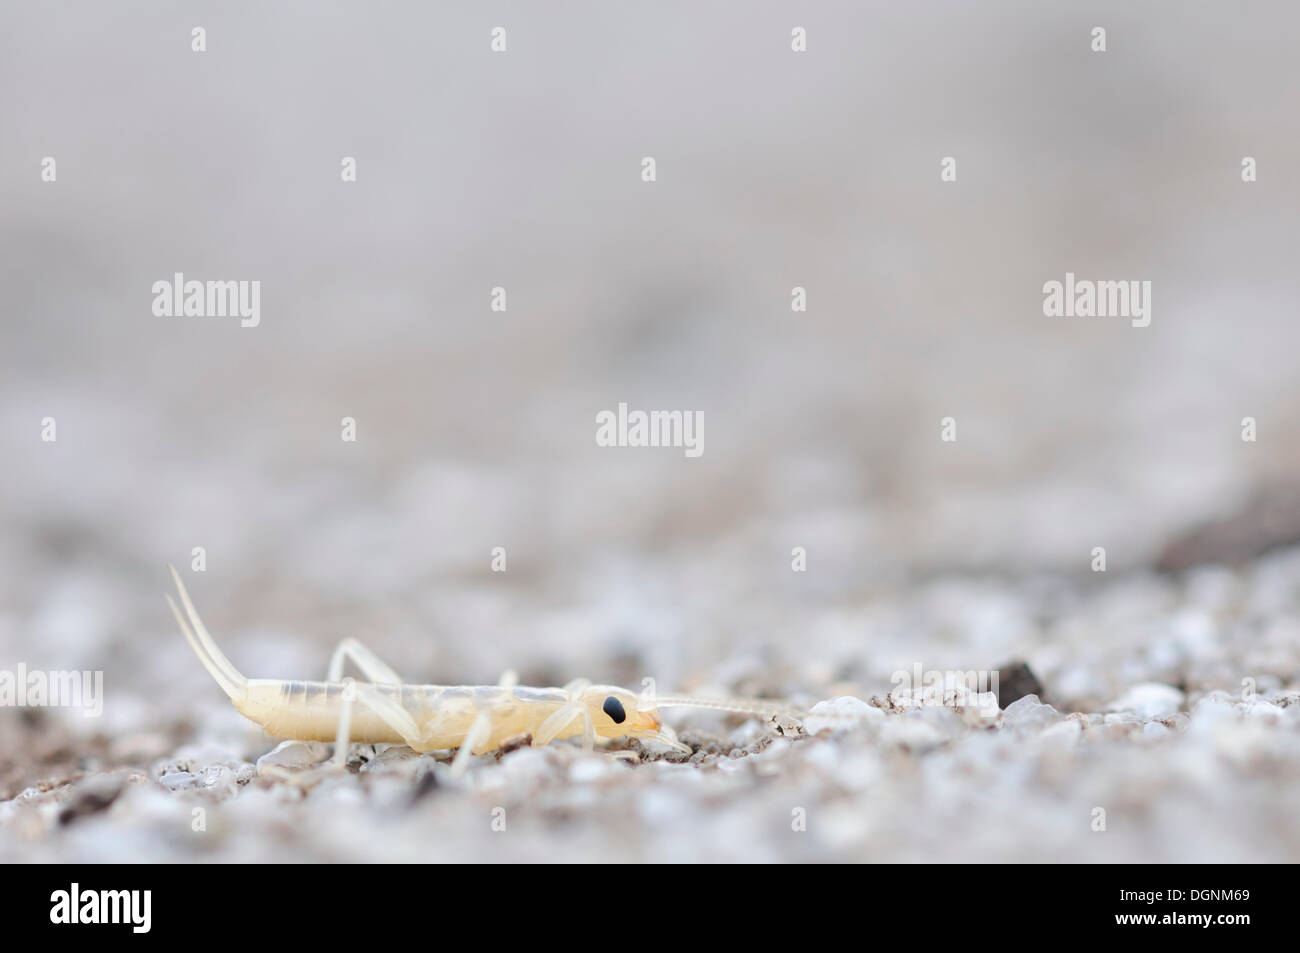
[602,696,626,724]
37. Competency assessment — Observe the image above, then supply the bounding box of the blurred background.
[3,3,1300,859]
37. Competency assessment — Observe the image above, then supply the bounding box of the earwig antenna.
[646,694,807,720]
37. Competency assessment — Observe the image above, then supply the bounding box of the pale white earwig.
[165,568,803,774]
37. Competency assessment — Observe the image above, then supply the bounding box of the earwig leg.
[332,677,357,769]
[325,641,407,766]
[327,637,402,685]
[534,703,581,747]
[645,729,693,757]
[533,678,594,749]
[336,679,422,768]
[335,683,425,756]
[450,714,490,776]
[450,670,516,776]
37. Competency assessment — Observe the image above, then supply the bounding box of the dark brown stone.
[993,661,1045,707]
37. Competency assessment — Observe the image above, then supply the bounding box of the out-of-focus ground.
[2,2,1300,862]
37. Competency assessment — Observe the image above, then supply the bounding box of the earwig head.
[564,686,797,756]
[574,685,664,741]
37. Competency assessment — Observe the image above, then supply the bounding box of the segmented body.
[240,680,576,752]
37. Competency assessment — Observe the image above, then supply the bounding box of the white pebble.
[158,771,198,791]
[256,741,331,780]
[1107,683,1184,719]
[1002,694,1061,729]
[805,696,882,734]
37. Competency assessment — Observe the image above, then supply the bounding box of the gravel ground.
[4,543,1300,863]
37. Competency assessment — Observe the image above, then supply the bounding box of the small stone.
[498,733,532,754]
[158,771,198,791]
[770,712,805,738]
[256,740,330,774]
[992,660,1046,707]
[1107,683,1184,719]
[1001,694,1061,729]
[1270,690,1300,709]
[255,741,333,783]
[199,764,238,796]
[955,690,1001,727]
[1038,718,1082,746]
[804,696,882,735]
